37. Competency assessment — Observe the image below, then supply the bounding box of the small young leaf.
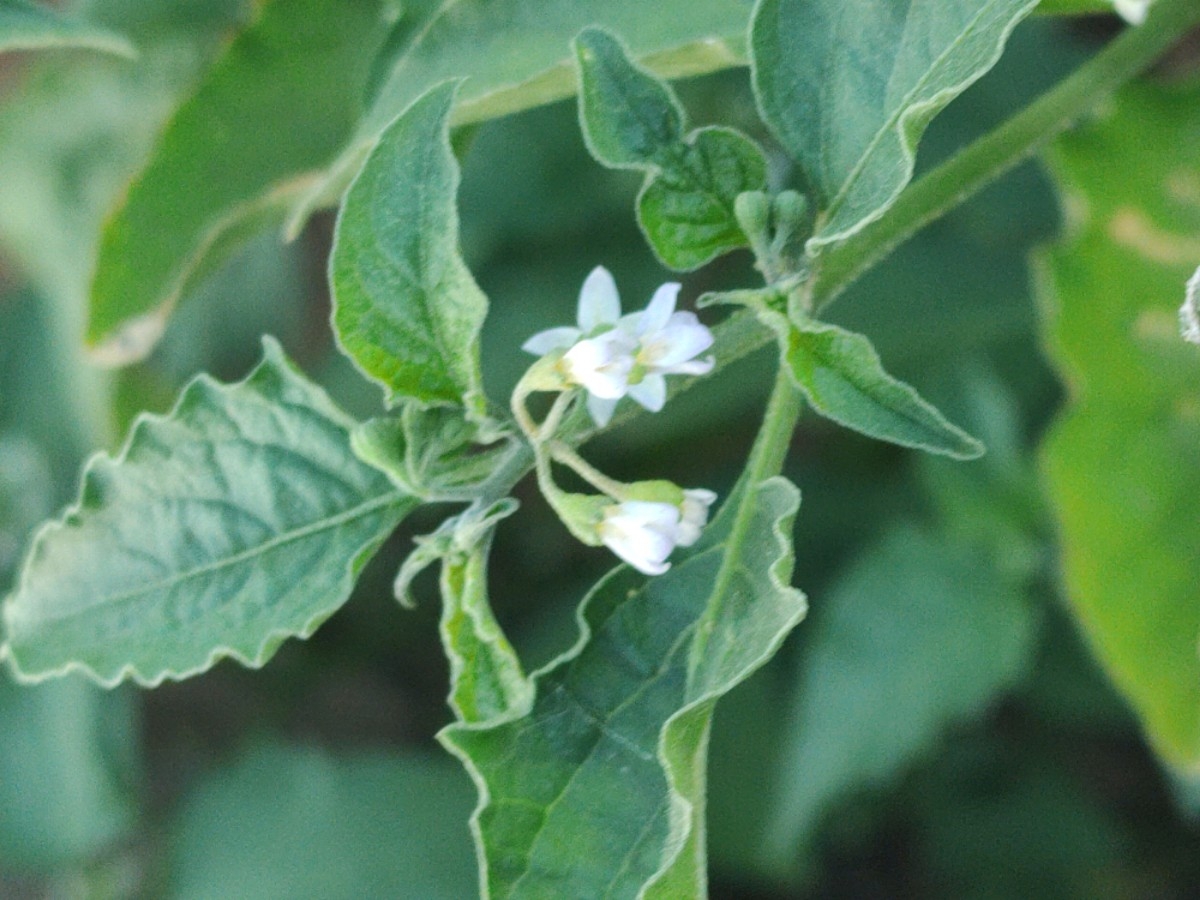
[751,0,1039,253]
[639,128,770,270]
[438,516,531,725]
[1,339,414,687]
[331,80,488,414]
[441,476,805,897]
[0,0,135,57]
[767,309,984,459]
[575,26,768,270]
[574,26,684,167]
[352,406,517,501]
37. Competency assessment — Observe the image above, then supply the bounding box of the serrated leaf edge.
[1,336,409,688]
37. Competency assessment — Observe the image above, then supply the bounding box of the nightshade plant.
[2,0,1200,896]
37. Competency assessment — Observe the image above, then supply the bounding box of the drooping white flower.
[595,488,718,574]
[1113,0,1153,24]
[674,488,718,547]
[522,266,715,426]
[1181,265,1200,345]
[598,500,681,575]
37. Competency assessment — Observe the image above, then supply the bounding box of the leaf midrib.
[820,0,1003,234]
[26,490,407,627]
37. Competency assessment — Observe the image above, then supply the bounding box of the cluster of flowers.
[519,267,717,575]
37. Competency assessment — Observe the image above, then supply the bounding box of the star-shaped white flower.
[523,266,714,426]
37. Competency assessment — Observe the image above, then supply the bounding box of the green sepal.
[352,404,517,502]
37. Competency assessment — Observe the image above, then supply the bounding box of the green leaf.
[750,0,1039,253]
[164,743,477,900]
[575,26,767,270]
[764,309,983,458]
[85,0,389,363]
[330,81,488,414]
[352,405,518,501]
[1,339,414,687]
[1037,79,1200,769]
[762,524,1038,867]
[442,475,805,897]
[438,510,532,725]
[290,0,758,234]
[0,0,134,56]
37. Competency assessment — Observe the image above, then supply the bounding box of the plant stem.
[688,361,802,672]
[811,0,1200,307]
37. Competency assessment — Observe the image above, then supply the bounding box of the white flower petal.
[656,355,714,377]
[587,394,620,426]
[675,489,717,547]
[599,501,680,575]
[562,334,634,399]
[637,282,681,336]
[578,266,621,333]
[627,374,667,412]
[522,326,582,355]
[644,312,714,368]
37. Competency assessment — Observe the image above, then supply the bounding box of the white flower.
[598,501,681,575]
[1181,265,1200,345]
[674,488,718,547]
[559,328,638,402]
[522,266,715,426]
[1113,0,1153,24]
[611,282,715,419]
[596,489,718,575]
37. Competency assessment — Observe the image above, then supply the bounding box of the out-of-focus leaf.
[0,674,137,871]
[763,525,1038,868]
[85,0,388,364]
[0,0,134,56]
[750,0,1040,253]
[330,82,487,415]
[442,476,805,898]
[164,743,477,900]
[574,26,766,270]
[911,735,1132,900]
[1038,79,1200,769]
[0,3,245,446]
[2,339,413,686]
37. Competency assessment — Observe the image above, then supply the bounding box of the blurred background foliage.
[1,2,1198,897]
